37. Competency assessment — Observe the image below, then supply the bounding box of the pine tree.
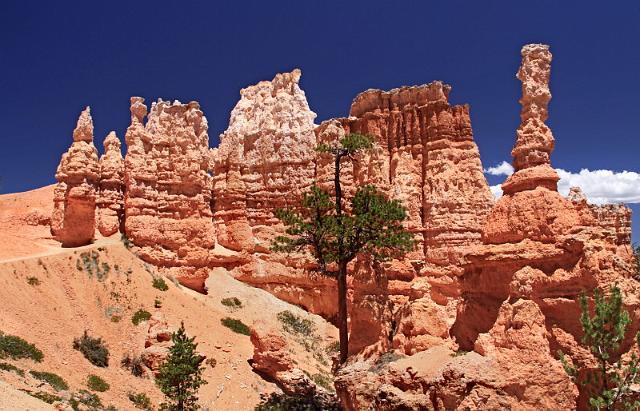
[156,322,207,411]
[559,285,640,410]
[272,133,414,363]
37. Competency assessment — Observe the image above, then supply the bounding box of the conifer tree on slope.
[272,133,414,363]
[156,322,207,411]
[559,285,640,410]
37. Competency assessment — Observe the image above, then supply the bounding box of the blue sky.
[1,1,638,242]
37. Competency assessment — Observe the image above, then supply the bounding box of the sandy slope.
[0,187,338,410]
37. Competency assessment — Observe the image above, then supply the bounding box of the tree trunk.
[338,261,349,363]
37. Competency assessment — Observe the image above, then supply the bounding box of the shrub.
[221,297,243,310]
[277,310,314,336]
[73,331,109,367]
[77,251,109,281]
[27,276,41,286]
[255,391,340,411]
[70,389,103,410]
[311,372,334,392]
[325,341,340,355]
[0,332,44,362]
[121,354,146,377]
[132,309,152,326]
[27,391,62,404]
[87,374,109,392]
[29,370,69,391]
[0,361,25,377]
[121,233,133,249]
[369,351,403,373]
[128,391,152,410]
[220,317,251,336]
[152,277,169,291]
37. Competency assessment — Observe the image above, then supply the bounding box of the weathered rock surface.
[96,132,124,236]
[250,323,317,395]
[141,311,174,374]
[123,97,216,292]
[212,69,317,253]
[334,44,636,410]
[47,44,636,410]
[51,107,100,246]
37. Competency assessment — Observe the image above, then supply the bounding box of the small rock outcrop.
[96,132,124,236]
[51,107,100,246]
[141,311,174,374]
[124,97,216,292]
[250,324,317,395]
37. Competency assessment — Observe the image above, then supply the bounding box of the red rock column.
[502,44,560,195]
[51,107,100,246]
[97,131,124,236]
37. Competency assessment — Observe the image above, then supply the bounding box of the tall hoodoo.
[97,131,125,236]
[51,107,100,246]
[212,69,317,252]
[502,44,560,195]
[483,44,581,244]
[123,97,216,292]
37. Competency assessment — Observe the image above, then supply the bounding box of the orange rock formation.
[123,97,216,292]
[49,43,636,409]
[51,107,100,246]
[97,131,124,236]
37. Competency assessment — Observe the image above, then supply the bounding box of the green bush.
[311,372,334,392]
[132,309,152,326]
[73,331,109,367]
[29,370,69,391]
[255,391,340,411]
[0,332,44,362]
[87,374,109,392]
[277,310,314,336]
[152,277,169,291]
[220,318,251,336]
[70,389,103,410]
[77,251,110,281]
[121,354,146,377]
[325,341,340,355]
[27,276,41,286]
[128,391,152,410]
[221,297,243,310]
[0,361,25,377]
[27,391,62,404]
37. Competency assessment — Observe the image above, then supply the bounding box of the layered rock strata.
[123,97,216,292]
[96,132,124,236]
[335,44,637,410]
[212,70,340,315]
[51,107,100,246]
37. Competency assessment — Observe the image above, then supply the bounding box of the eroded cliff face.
[51,107,100,246]
[335,44,637,411]
[49,45,636,409]
[123,97,216,292]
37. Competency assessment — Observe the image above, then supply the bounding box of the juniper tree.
[272,133,414,364]
[156,322,207,411]
[559,285,640,410]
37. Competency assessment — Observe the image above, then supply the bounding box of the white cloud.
[556,168,640,205]
[489,184,503,199]
[484,161,514,176]
[484,161,640,204]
